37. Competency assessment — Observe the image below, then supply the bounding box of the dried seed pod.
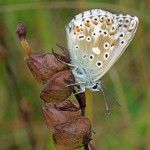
[26,53,68,84]
[17,22,69,84]
[40,70,75,102]
[53,44,71,63]
[42,100,81,132]
[53,116,91,150]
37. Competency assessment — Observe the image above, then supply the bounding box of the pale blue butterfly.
[66,9,139,96]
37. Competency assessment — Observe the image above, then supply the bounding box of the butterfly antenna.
[99,87,111,115]
[66,82,85,87]
[101,84,121,107]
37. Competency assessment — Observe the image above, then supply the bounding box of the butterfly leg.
[65,81,86,88]
[64,78,86,116]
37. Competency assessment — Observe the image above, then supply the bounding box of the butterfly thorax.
[72,66,101,92]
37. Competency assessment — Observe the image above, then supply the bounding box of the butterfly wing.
[66,9,139,80]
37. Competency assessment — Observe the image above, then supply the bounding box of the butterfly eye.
[96,61,103,68]
[89,54,94,61]
[92,83,99,90]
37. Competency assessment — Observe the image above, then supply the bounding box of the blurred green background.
[0,0,150,150]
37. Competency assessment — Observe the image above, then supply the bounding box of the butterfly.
[66,9,139,93]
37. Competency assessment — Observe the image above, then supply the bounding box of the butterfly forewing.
[66,9,138,83]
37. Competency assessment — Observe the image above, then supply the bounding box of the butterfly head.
[91,82,101,92]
